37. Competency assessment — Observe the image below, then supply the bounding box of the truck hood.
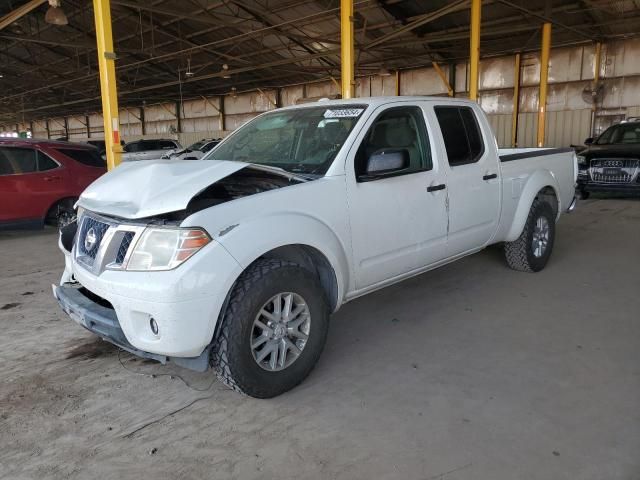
[78,159,248,219]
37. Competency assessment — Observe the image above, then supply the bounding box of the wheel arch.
[505,170,560,242]
[211,213,351,313]
[260,244,340,312]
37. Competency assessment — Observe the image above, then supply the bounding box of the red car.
[0,138,106,229]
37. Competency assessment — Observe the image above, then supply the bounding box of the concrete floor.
[1,198,639,480]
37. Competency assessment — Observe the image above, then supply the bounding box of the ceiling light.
[378,66,392,77]
[185,58,194,78]
[222,64,231,79]
[45,0,67,25]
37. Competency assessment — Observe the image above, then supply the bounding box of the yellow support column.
[469,0,481,101]
[93,0,122,170]
[537,22,551,147]
[340,0,354,99]
[511,52,521,147]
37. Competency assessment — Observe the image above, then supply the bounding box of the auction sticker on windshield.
[324,108,364,118]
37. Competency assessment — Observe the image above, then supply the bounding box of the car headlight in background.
[577,155,587,166]
[126,228,211,271]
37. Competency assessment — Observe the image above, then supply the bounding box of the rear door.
[0,146,64,223]
[431,104,501,256]
[346,103,449,290]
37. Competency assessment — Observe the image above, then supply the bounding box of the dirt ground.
[1,198,639,480]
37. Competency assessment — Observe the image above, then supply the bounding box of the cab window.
[434,106,485,166]
[355,106,432,179]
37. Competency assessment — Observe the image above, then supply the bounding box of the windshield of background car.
[596,123,640,145]
[205,105,367,175]
[187,141,206,151]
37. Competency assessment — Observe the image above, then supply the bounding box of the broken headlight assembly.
[126,228,211,271]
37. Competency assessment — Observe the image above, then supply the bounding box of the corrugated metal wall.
[5,38,640,149]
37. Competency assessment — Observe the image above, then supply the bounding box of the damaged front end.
[55,160,308,369]
[76,159,305,222]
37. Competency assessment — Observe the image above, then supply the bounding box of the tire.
[578,189,590,200]
[46,198,76,229]
[211,259,330,398]
[504,198,555,272]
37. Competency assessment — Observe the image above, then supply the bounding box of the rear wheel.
[211,259,329,398]
[504,199,555,272]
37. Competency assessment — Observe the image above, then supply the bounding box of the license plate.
[603,167,621,176]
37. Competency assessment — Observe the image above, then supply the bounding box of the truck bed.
[493,147,577,243]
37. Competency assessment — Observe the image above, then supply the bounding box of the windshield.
[596,123,640,145]
[187,141,207,151]
[204,105,366,175]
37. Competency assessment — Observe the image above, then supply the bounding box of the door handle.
[426,183,446,192]
[483,173,498,180]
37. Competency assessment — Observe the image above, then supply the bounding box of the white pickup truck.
[54,97,577,398]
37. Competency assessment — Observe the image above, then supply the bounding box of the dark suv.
[577,120,640,198]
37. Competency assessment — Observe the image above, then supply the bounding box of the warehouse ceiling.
[1,0,639,123]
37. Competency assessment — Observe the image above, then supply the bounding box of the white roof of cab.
[277,96,476,111]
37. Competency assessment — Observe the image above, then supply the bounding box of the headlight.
[577,155,587,166]
[126,227,211,271]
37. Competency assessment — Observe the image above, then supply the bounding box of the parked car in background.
[54,97,577,398]
[161,139,221,160]
[122,139,181,161]
[0,138,106,229]
[577,119,640,198]
[85,140,106,155]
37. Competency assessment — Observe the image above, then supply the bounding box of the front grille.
[74,212,144,274]
[115,232,135,265]
[589,158,639,184]
[77,216,110,265]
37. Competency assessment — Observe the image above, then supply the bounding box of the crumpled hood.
[78,159,248,219]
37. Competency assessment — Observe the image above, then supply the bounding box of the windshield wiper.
[249,163,312,182]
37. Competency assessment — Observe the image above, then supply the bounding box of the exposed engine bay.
[185,167,303,215]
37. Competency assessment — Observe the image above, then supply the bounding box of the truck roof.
[279,95,475,111]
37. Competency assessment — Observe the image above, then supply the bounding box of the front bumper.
[56,231,243,363]
[53,283,170,364]
[577,179,640,194]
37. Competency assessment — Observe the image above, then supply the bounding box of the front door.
[432,105,501,256]
[346,104,449,290]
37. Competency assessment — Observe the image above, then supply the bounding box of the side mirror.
[584,137,594,145]
[360,149,410,181]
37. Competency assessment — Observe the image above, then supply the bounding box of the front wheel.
[211,259,329,398]
[504,198,556,272]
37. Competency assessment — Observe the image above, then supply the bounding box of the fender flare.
[215,212,351,307]
[504,169,561,242]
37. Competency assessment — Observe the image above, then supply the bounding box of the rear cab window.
[434,106,485,166]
